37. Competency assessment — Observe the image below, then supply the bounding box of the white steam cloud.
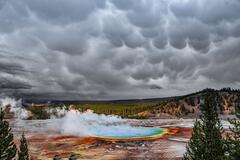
[0,97,29,119]
[58,110,127,136]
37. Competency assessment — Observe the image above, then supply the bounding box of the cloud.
[201,37,240,83]
[170,0,240,24]
[24,0,106,25]
[0,77,32,90]
[148,84,163,90]
[0,0,239,100]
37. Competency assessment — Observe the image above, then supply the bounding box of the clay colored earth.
[11,119,195,160]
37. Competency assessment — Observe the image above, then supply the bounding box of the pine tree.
[0,108,17,160]
[183,91,226,160]
[69,154,77,160]
[69,153,81,160]
[53,155,62,160]
[18,133,29,160]
[235,94,240,118]
[183,120,205,160]
[200,92,225,160]
[226,118,240,160]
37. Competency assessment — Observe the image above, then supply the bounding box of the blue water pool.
[89,125,167,139]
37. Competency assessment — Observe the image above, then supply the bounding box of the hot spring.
[92,126,167,140]
[59,110,168,140]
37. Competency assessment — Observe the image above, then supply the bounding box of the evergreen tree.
[0,108,17,160]
[183,92,226,160]
[69,153,81,160]
[235,94,240,118]
[200,92,225,160]
[18,133,29,160]
[53,155,62,160]
[69,154,77,160]
[183,120,205,160]
[226,118,240,160]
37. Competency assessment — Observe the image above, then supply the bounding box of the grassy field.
[25,98,173,119]
[69,100,169,119]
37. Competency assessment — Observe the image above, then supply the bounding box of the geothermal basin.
[1,98,231,159]
[10,118,186,159]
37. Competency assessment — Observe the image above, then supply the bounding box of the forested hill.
[146,88,240,118]
[19,88,240,119]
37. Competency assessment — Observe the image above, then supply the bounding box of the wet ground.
[10,119,196,160]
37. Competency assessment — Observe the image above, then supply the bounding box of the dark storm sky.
[0,0,240,100]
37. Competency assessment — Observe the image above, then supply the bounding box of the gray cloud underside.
[0,0,240,100]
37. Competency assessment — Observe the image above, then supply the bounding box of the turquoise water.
[90,126,165,138]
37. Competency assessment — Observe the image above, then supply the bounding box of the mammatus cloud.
[0,0,240,100]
